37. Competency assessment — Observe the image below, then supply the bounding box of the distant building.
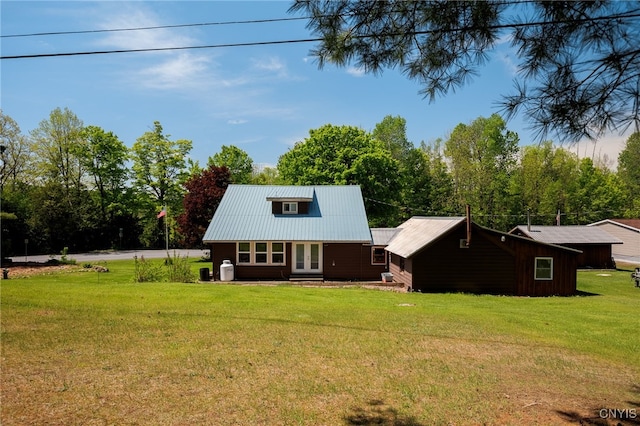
[510,225,622,269]
[588,219,640,263]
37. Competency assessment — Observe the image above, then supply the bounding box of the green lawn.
[1,259,639,425]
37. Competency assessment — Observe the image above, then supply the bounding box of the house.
[202,185,388,281]
[588,219,640,264]
[510,225,623,269]
[385,216,580,296]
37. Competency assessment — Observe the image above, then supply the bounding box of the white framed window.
[271,242,285,264]
[238,242,251,264]
[255,242,268,263]
[535,257,553,280]
[237,241,287,265]
[283,202,298,214]
[371,247,386,265]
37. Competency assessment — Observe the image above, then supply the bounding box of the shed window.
[372,247,386,265]
[283,202,298,214]
[255,242,268,263]
[238,242,251,264]
[535,257,553,280]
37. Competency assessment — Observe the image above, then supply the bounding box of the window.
[535,257,553,280]
[237,242,286,265]
[372,247,386,265]
[255,242,268,263]
[283,202,298,214]
[238,242,251,264]
[271,242,284,264]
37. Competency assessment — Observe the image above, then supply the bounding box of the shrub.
[166,252,196,283]
[133,256,164,283]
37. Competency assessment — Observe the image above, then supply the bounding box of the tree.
[27,107,98,252]
[372,115,413,162]
[29,107,86,197]
[618,132,640,216]
[0,110,30,191]
[207,145,254,184]
[277,124,401,226]
[130,121,192,248]
[80,126,130,220]
[177,166,231,247]
[445,114,519,229]
[290,1,640,141]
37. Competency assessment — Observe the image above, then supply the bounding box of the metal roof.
[202,185,373,243]
[370,228,400,246]
[385,217,466,258]
[266,186,314,201]
[513,225,624,245]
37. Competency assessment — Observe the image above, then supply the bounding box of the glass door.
[293,242,322,273]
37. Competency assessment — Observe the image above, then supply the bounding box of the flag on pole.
[157,208,166,219]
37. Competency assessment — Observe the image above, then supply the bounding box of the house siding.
[211,242,385,281]
[323,243,387,281]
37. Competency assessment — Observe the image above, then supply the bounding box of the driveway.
[10,249,209,264]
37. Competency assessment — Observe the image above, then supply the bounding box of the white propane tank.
[220,260,234,282]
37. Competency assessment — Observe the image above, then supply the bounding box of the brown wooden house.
[202,185,389,281]
[510,225,622,269]
[386,217,580,296]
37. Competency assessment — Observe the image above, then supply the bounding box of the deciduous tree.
[208,145,254,184]
[177,166,231,247]
[278,124,401,226]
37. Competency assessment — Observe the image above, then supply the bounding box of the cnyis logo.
[599,408,637,420]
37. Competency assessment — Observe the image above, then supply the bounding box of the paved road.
[10,249,209,264]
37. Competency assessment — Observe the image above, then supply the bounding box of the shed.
[386,217,580,296]
[510,225,622,268]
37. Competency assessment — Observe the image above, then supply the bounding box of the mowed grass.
[1,259,639,425]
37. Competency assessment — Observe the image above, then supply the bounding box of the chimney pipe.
[466,204,471,246]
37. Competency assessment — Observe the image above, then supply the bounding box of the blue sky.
[1,1,628,168]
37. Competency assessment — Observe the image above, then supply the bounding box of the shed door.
[293,242,322,274]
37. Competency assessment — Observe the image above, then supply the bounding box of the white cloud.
[347,66,366,77]
[228,119,248,125]
[134,53,212,90]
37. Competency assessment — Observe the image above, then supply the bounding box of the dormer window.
[283,202,298,214]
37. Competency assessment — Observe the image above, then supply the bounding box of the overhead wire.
[2,9,639,60]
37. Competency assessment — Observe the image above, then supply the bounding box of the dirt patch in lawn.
[1,264,81,278]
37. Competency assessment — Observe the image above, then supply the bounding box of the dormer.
[267,187,314,215]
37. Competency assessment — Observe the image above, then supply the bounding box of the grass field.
[1,259,639,425]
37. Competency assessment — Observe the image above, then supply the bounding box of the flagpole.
[165,205,169,252]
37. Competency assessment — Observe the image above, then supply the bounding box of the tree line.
[1,108,638,256]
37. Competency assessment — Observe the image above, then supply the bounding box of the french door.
[293,242,322,274]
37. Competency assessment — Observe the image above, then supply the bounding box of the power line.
[0,37,324,60]
[2,10,638,61]
[1,16,311,39]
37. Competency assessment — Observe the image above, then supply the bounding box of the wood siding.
[323,243,387,280]
[388,223,578,296]
[563,244,614,269]
[211,242,385,281]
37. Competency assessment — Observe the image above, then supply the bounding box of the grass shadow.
[344,399,426,426]
[574,290,601,297]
